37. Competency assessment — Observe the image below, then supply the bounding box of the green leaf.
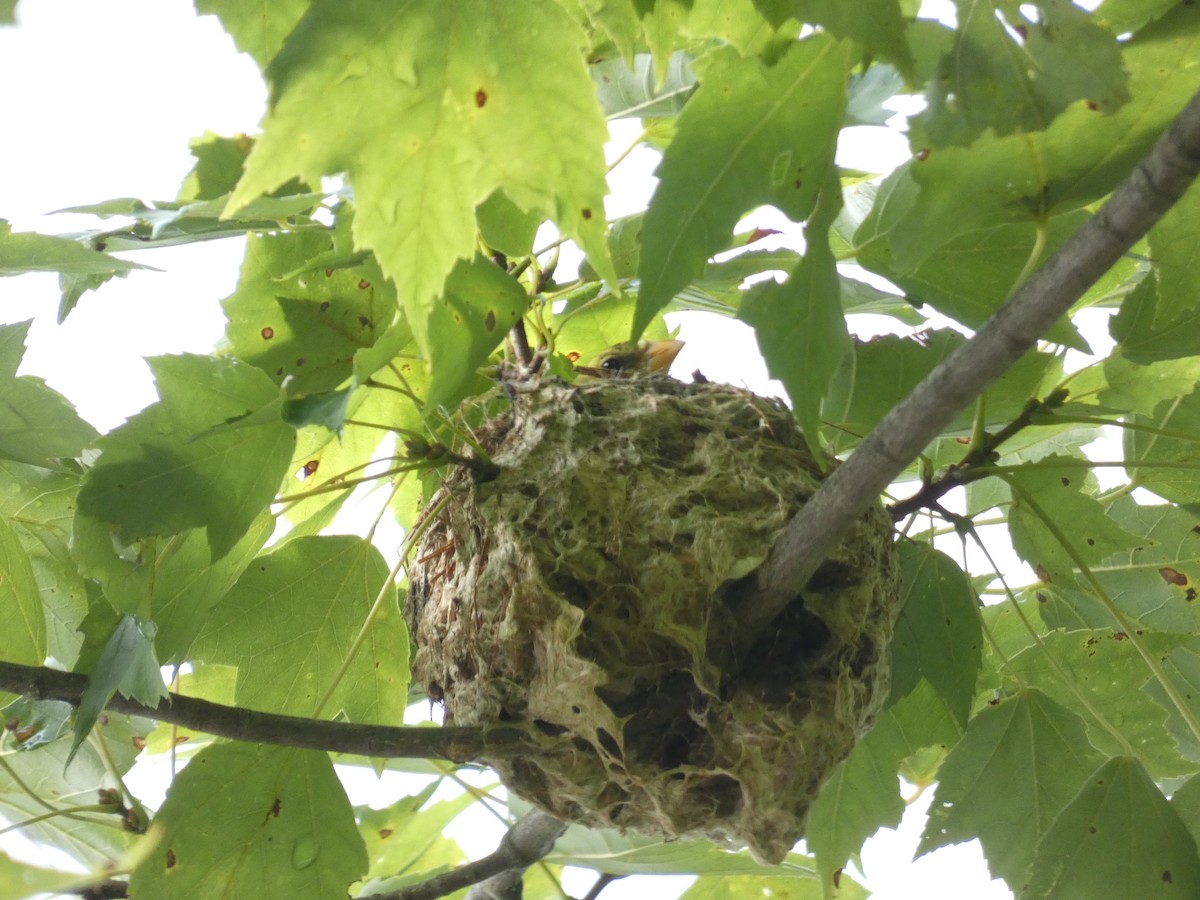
[889,542,983,724]
[592,52,697,120]
[0,717,140,868]
[917,0,1128,148]
[476,189,542,259]
[357,789,474,886]
[1145,639,1200,762]
[580,0,643,64]
[1085,499,1200,635]
[0,219,149,277]
[634,35,850,337]
[551,825,825,877]
[790,0,915,78]
[1022,755,1200,899]
[918,689,1106,885]
[177,131,256,202]
[1007,457,1145,587]
[194,0,310,69]
[0,697,71,750]
[76,354,296,560]
[128,744,368,899]
[1127,389,1200,506]
[50,194,325,260]
[222,230,395,394]
[824,333,1059,456]
[1065,350,1200,417]
[680,0,782,55]
[0,459,87,666]
[1007,629,1194,776]
[423,255,528,416]
[1110,278,1200,364]
[856,209,1090,347]
[681,870,865,900]
[275,388,412,533]
[867,6,1200,272]
[1096,0,1186,35]
[57,270,117,323]
[1148,179,1200,329]
[845,64,906,127]
[0,514,45,665]
[282,388,353,434]
[71,513,273,664]
[637,0,784,72]
[70,615,167,765]
[807,681,961,888]
[193,535,408,724]
[0,850,98,900]
[739,168,850,443]
[1171,771,1200,850]
[0,321,99,466]
[227,0,614,356]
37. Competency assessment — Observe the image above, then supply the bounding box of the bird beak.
[639,339,685,373]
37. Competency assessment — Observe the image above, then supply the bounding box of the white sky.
[0,2,1020,897]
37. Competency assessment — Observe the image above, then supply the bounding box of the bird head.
[574,339,685,380]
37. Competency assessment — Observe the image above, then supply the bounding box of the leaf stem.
[90,728,149,832]
[1011,218,1048,294]
[1049,413,1200,444]
[276,462,417,509]
[605,128,650,175]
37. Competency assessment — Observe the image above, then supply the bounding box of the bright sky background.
[0,2,1038,897]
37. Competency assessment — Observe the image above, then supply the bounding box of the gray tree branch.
[0,660,537,761]
[366,810,566,900]
[730,86,1200,644]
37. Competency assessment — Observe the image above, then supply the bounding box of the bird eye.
[601,357,623,371]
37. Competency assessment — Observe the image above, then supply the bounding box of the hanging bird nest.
[406,376,901,863]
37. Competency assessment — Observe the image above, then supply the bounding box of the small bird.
[575,339,684,380]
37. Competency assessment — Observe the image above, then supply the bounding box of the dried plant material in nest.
[407,377,901,863]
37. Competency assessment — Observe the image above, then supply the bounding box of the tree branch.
[369,810,566,900]
[729,86,1200,645]
[0,661,537,761]
[887,387,1068,521]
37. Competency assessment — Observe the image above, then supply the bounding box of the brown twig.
[888,388,1069,521]
[77,880,129,899]
[0,660,538,762]
[510,319,534,368]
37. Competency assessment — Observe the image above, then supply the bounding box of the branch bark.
[0,660,537,761]
[368,810,566,900]
[729,86,1200,644]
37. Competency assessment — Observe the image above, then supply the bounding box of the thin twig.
[888,389,1067,521]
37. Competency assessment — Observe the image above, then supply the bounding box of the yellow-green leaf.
[129,744,368,899]
[193,535,408,725]
[227,0,614,358]
[0,515,45,665]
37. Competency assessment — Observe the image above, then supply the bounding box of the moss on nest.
[406,377,901,863]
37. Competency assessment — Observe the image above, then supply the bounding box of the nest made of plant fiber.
[406,376,901,863]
